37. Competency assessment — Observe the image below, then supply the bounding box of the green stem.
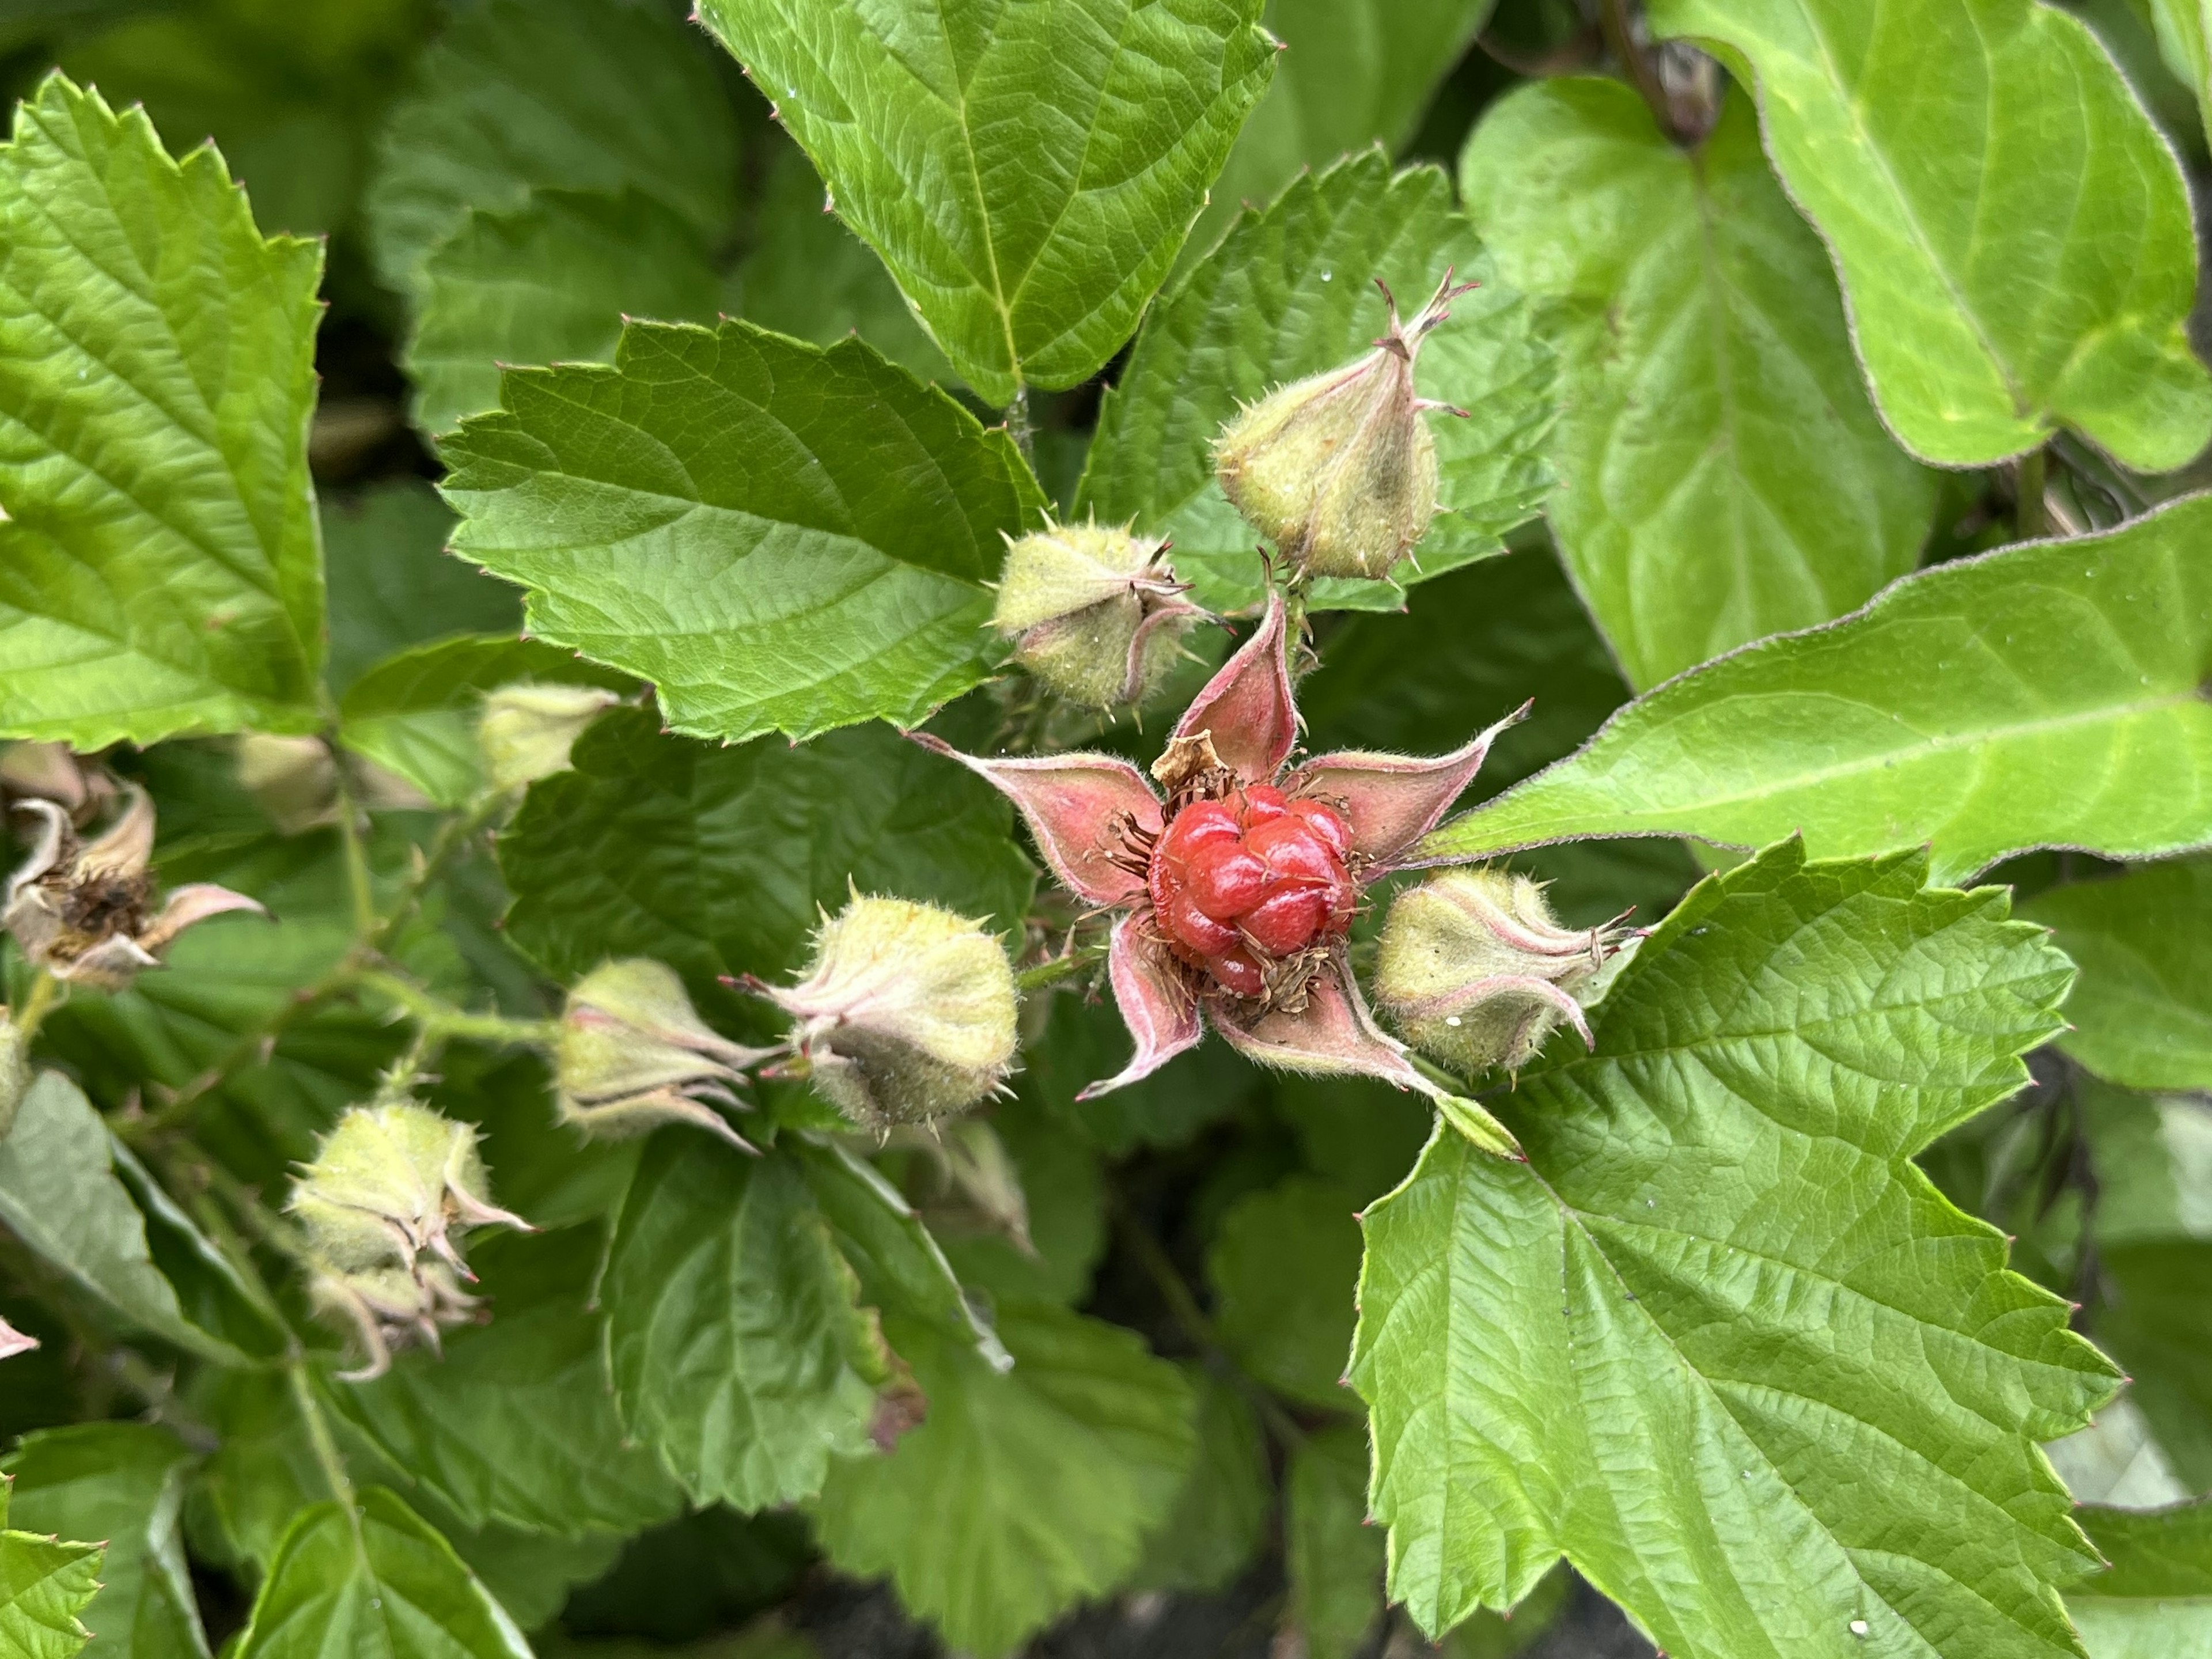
[332,766,377,938]
[1005,384,1036,468]
[350,969,559,1047]
[1599,0,1676,141]
[1014,943,1107,994]
[2016,445,2048,541]
[10,969,60,1043]
[363,787,513,960]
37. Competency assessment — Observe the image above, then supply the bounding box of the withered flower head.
[556,959,773,1150]
[991,521,1206,709]
[4,788,263,991]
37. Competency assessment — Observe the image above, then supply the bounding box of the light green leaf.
[1460,79,1936,688]
[3,1426,203,1659]
[1285,1423,1386,1659]
[336,635,628,809]
[1645,0,2212,471]
[0,1073,245,1365]
[604,1137,889,1511]
[2022,861,2212,1092]
[1208,1176,1363,1412]
[409,189,724,437]
[2145,0,2212,149]
[498,709,1034,1032]
[812,1302,1196,1657]
[321,481,516,696]
[0,74,324,748]
[1185,0,1492,268]
[1131,1366,1270,1594]
[0,1481,103,1659]
[732,143,958,389]
[2068,1501,2212,1659]
[1077,150,1552,614]
[365,0,738,297]
[442,320,1049,743]
[696,0,1277,404]
[1423,494,2212,884]
[334,1226,685,1539]
[1351,839,2118,1652]
[233,1487,532,1659]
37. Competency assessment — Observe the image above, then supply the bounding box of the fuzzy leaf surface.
[498,710,1033,1028]
[696,0,1276,404]
[2067,1501,2212,1659]
[812,1302,1196,1658]
[334,1228,685,1539]
[1645,0,2212,471]
[1423,495,2212,883]
[232,1487,532,1659]
[0,75,324,748]
[1460,79,1936,688]
[2,1426,203,1659]
[1351,840,2118,1652]
[2022,860,2212,1093]
[604,1137,889,1512]
[442,320,1048,742]
[1078,150,1552,613]
[365,0,737,296]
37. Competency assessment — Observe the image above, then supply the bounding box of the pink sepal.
[139,885,266,954]
[907,733,1162,909]
[1210,950,1437,1095]
[1289,704,1525,865]
[1078,916,1202,1099]
[0,1315,39,1360]
[1171,590,1297,783]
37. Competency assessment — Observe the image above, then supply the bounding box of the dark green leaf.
[0,75,324,747]
[1460,79,1937,687]
[696,0,1277,403]
[1425,495,2212,883]
[1078,150,1552,613]
[1131,1366,1270,1594]
[2096,1240,2212,1493]
[2024,860,2212,1092]
[442,320,1049,742]
[1016,993,1262,1156]
[1208,1176,1362,1412]
[1353,840,2116,1652]
[2069,1500,2212,1659]
[321,482,516,696]
[931,1099,1106,1306]
[1284,1423,1386,1659]
[1646,0,2212,471]
[812,1302,1196,1657]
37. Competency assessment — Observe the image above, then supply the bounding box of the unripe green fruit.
[991,522,1202,709]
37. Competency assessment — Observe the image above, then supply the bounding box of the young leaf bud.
[3,788,263,990]
[477,682,622,791]
[289,1101,529,1379]
[991,522,1203,709]
[556,959,772,1150]
[1374,868,1633,1074]
[763,895,1018,1131]
[1213,273,1474,581]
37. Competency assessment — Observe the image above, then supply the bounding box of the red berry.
[1149,785,1357,997]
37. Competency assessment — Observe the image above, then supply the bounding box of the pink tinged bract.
[1172,589,1297,782]
[1209,948,1437,1094]
[1289,704,1528,866]
[1077,916,1203,1100]
[0,1314,37,1360]
[906,734,1161,909]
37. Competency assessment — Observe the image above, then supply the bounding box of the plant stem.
[350,969,559,1047]
[1005,384,1036,467]
[363,787,513,959]
[1599,0,1676,141]
[1014,942,1107,994]
[10,968,60,1043]
[332,766,377,938]
[2016,445,2048,541]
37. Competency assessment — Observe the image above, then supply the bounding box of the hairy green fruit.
[992,522,1203,709]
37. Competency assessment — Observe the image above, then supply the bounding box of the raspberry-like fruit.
[1147,786,1357,998]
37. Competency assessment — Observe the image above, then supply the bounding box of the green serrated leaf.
[409,189,724,437]
[697,0,1277,404]
[442,320,1048,742]
[0,1496,104,1659]
[1645,0,2212,471]
[3,1426,203,1659]
[1131,1365,1270,1594]
[732,142,957,390]
[1285,1422,1387,1659]
[0,74,324,748]
[1460,79,1937,688]
[812,1302,1196,1658]
[2022,859,2212,1092]
[337,634,628,808]
[233,1487,532,1659]
[498,709,1033,1032]
[2068,1500,2212,1659]
[0,1073,246,1365]
[604,1138,888,1511]
[1184,0,1493,270]
[1423,494,2212,884]
[334,1226,685,1539]
[1209,1176,1363,1412]
[1352,839,2118,1653]
[365,0,738,297]
[321,481,517,696]
[1078,150,1553,615]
